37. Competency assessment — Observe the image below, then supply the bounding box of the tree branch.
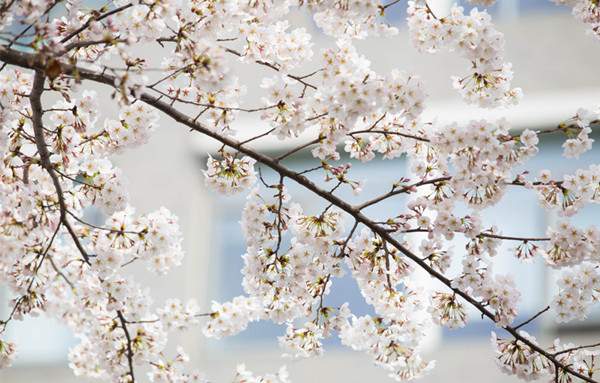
[30,69,91,264]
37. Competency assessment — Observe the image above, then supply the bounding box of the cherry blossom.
[0,1,600,382]
[204,153,257,195]
[407,1,522,107]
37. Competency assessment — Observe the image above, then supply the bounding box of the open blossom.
[204,154,257,195]
[520,129,539,147]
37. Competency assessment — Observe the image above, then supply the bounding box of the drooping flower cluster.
[429,292,467,329]
[491,331,552,381]
[346,229,414,318]
[204,153,257,195]
[407,1,522,107]
[340,315,435,381]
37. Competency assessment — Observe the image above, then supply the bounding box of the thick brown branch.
[116,310,136,382]
[30,69,91,264]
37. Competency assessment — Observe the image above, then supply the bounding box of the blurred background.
[2,0,600,381]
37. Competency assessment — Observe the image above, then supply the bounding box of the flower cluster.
[428,119,538,209]
[407,1,522,107]
[346,229,415,319]
[204,153,257,195]
[491,331,551,380]
[279,322,324,359]
[260,76,311,139]
[340,315,434,381]
[429,292,467,328]
[550,338,600,381]
[157,299,202,331]
[308,0,399,39]
[202,296,262,339]
[204,197,346,339]
[148,347,204,383]
[561,108,599,158]
[77,158,129,214]
[240,21,313,72]
[104,103,160,152]
[451,233,520,326]
[531,164,600,216]
[493,331,600,381]
[542,221,600,266]
[552,262,600,322]
[311,41,426,160]
[91,206,185,275]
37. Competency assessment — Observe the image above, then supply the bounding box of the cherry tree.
[0,0,599,382]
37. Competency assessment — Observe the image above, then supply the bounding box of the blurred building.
[2,1,600,382]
